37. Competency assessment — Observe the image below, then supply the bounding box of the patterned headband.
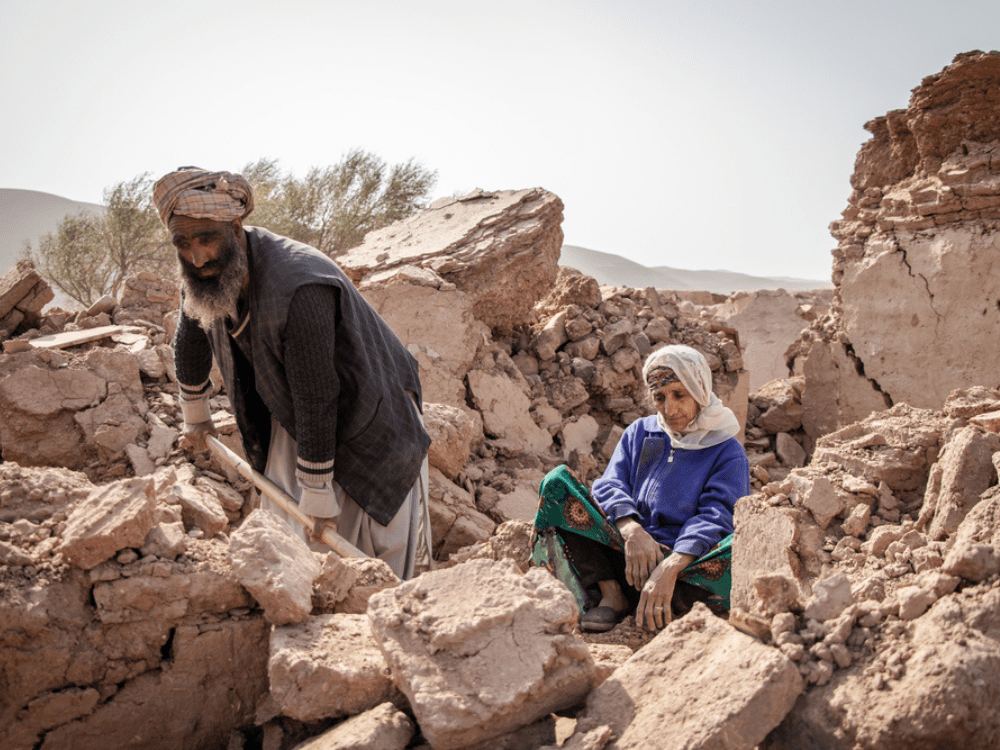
[646,366,680,390]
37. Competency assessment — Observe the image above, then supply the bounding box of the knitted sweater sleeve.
[283,284,341,487]
[173,307,214,424]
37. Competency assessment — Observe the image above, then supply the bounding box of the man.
[154,167,431,579]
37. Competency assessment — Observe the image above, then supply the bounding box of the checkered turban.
[153,167,254,225]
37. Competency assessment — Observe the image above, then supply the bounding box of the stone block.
[57,476,157,570]
[576,603,803,749]
[468,368,551,454]
[775,432,806,468]
[428,467,495,560]
[942,538,1000,582]
[732,497,809,615]
[793,474,844,529]
[922,425,1000,540]
[341,188,564,332]
[229,509,321,626]
[171,481,228,537]
[368,559,595,750]
[330,557,401,615]
[269,614,397,722]
[534,310,568,361]
[360,277,484,407]
[140,521,186,560]
[291,702,414,750]
[424,402,479,480]
[803,572,854,622]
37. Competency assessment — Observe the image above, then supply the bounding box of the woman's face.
[652,380,700,432]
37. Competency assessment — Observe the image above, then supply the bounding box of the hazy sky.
[2,1,997,281]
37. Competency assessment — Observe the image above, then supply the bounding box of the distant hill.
[560,244,831,293]
[0,188,104,273]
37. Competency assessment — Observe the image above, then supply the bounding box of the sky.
[2,1,998,282]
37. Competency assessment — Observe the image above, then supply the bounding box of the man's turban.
[153,167,254,225]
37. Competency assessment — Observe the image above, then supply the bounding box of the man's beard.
[178,229,248,330]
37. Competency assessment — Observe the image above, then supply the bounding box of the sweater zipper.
[646,444,675,508]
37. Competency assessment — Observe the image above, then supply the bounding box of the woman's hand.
[636,552,696,631]
[616,517,662,590]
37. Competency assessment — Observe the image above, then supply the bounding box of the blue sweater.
[592,416,750,558]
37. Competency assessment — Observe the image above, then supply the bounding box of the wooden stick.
[206,435,367,560]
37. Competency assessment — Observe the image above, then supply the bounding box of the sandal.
[581,605,623,632]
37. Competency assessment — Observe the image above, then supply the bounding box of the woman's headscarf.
[642,344,741,450]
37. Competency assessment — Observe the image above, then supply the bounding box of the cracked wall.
[796,51,1000,430]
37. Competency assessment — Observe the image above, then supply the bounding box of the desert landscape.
[1,50,999,750]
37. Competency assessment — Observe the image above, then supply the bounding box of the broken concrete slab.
[753,377,805,434]
[229,509,321,626]
[269,614,398,722]
[428,467,496,561]
[359,273,486,407]
[423,402,480,481]
[467,368,552,455]
[367,559,595,750]
[171,481,228,538]
[57,476,157,570]
[919,425,1000,540]
[340,188,564,332]
[3,325,126,354]
[574,603,803,750]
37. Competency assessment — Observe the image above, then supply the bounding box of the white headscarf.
[642,344,741,450]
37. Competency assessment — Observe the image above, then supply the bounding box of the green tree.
[26,173,172,308]
[242,149,437,257]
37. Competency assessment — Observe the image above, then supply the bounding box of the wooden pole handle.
[206,435,367,560]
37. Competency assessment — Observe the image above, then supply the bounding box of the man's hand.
[180,420,218,452]
[616,517,662,590]
[308,516,339,545]
[636,552,696,631]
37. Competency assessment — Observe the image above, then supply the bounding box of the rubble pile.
[0,259,54,339]
[2,52,1000,749]
[733,386,1000,748]
[338,191,750,557]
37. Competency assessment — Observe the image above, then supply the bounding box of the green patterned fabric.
[530,465,733,616]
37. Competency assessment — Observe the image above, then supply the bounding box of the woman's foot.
[581,580,628,632]
[596,578,628,613]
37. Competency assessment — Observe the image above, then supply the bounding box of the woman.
[531,344,750,632]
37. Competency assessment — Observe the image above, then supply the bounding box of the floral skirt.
[530,464,733,616]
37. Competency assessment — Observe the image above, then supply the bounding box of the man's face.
[170,214,248,327]
[169,215,241,291]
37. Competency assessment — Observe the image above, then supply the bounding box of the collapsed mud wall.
[340,189,750,539]
[4,51,1000,744]
[0,189,757,749]
[794,51,1000,440]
